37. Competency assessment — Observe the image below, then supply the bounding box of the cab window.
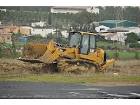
[80,35,89,54]
[69,33,81,47]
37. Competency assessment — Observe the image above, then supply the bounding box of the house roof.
[108,27,129,32]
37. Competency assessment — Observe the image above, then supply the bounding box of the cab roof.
[69,31,116,35]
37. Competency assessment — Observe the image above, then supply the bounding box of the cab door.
[80,35,96,54]
[80,35,90,54]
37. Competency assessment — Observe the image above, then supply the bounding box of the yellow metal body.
[23,43,47,58]
[21,32,115,71]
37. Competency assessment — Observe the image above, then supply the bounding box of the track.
[57,60,98,73]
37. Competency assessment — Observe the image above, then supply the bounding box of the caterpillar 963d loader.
[18,31,115,73]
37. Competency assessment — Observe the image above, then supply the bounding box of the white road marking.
[79,88,100,91]
[97,91,129,98]
[106,94,129,98]
[74,88,100,91]
[130,93,140,97]
[68,92,80,96]
[97,91,108,94]
[63,88,101,91]
[69,92,80,94]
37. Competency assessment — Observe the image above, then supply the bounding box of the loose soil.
[0,58,140,75]
[0,58,43,75]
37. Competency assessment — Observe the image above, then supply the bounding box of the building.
[0,33,12,44]
[61,30,69,38]
[99,26,140,43]
[99,20,138,28]
[5,25,32,36]
[19,26,32,35]
[108,27,140,36]
[18,36,28,44]
[0,26,12,44]
[0,9,6,12]
[0,25,33,44]
[101,32,127,43]
[0,29,12,44]
[95,25,110,32]
[31,28,54,37]
[127,27,140,36]
[31,21,46,27]
[2,25,20,33]
[51,6,99,14]
[86,7,99,14]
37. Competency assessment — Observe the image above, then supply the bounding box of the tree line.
[0,6,140,28]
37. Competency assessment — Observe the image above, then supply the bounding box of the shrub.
[114,51,119,59]
[135,51,139,59]
[129,43,140,48]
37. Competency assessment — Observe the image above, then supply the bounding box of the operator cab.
[69,32,96,54]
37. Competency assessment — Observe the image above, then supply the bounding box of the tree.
[123,7,140,24]
[48,12,52,26]
[28,35,46,43]
[73,11,95,25]
[98,6,116,21]
[125,32,139,44]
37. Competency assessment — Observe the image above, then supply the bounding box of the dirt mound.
[0,59,43,75]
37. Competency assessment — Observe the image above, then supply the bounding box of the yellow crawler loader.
[18,31,115,73]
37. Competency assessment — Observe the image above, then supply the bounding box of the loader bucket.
[39,48,61,64]
[38,40,62,64]
[17,57,43,63]
[18,40,62,64]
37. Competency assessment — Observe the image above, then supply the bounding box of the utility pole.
[11,32,16,57]
[10,27,16,57]
[48,7,52,27]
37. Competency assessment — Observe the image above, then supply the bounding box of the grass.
[97,41,140,59]
[0,73,140,84]
[0,58,140,85]
[106,50,140,59]
[97,41,125,49]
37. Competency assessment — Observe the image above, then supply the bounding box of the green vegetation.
[1,6,140,27]
[106,50,140,59]
[125,32,139,44]
[28,35,46,43]
[0,32,24,58]
[0,9,49,25]
[129,43,140,48]
[125,32,140,48]
[47,32,68,45]
[0,43,13,58]
[0,73,140,84]
[97,40,140,60]
[97,41,125,49]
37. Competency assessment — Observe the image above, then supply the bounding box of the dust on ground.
[0,58,43,75]
[111,60,140,75]
[0,58,140,75]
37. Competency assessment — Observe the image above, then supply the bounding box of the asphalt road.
[0,81,140,99]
